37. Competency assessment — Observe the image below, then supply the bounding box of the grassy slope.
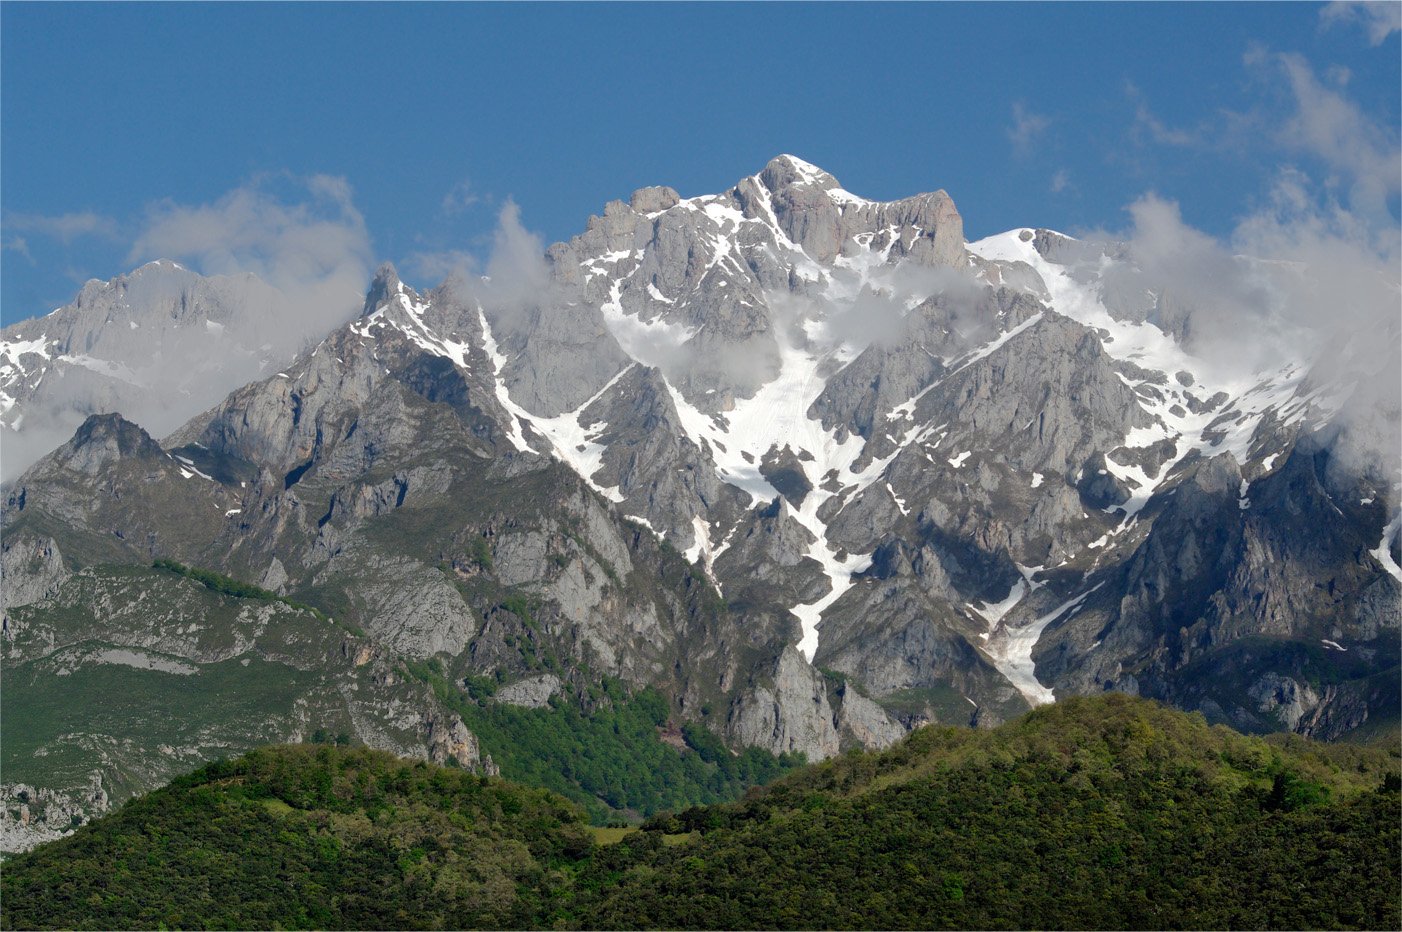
[2,566,355,805]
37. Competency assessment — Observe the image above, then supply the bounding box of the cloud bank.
[1109,50,1399,495]
[2,177,376,482]
[1320,1,1402,46]
[127,173,373,348]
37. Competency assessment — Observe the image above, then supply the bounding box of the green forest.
[401,661,808,823]
[3,694,1398,931]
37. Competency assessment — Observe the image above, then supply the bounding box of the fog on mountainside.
[1,177,374,483]
[0,267,364,484]
[1109,190,1401,495]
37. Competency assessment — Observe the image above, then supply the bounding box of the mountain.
[2,696,1397,930]
[2,155,1398,848]
[0,260,360,484]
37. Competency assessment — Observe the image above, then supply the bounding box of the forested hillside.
[1,744,590,930]
[579,694,1401,929]
[414,670,809,822]
[3,695,1397,931]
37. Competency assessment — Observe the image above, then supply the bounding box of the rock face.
[725,647,840,760]
[1246,673,1322,731]
[832,681,907,750]
[425,715,498,773]
[1,534,69,610]
[0,776,108,854]
[2,158,1398,836]
[493,673,562,709]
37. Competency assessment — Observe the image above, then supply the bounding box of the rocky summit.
[2,155,1398,849]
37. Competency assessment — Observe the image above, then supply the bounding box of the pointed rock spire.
[361,263,404,317]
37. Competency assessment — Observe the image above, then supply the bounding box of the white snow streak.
[1372,510,1402,583]
[477,309,532,453]
[515,365,636,504]
[970,579,1028,632]
[984,584,1102,706]
[968,230,1329,525]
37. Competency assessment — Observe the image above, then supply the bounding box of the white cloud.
[1051,169,1073,194]
[3,210,118,244]
[1126,82,1204,147]
[1,178,381,481]
[128,174,372,288]
[1111,166,1400,496]
[404,249,478,285]
[125,174,373,357]
[1320,1,1402,45]
[4,236,34,263]
[1267,52,1401,244]
[482,200,550,308]
[1120,194,1279,363]
[441,177,480,216]
[1007,101,1051,150]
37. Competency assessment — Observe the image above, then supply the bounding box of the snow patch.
[970,579,1028,633]
[984,584,1102,706]
[477,309,532,453]
[499,357,635,503]
[885,382,936,422]
[55,354,143,387]
[598,278,696,365]
[885,482,909,515]
[1371,511,1402,583]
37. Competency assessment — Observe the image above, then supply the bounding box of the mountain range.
[2,155,1398,850]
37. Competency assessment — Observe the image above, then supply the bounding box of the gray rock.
[714,498,830,608]
[493,673,562,709]
[425,714,498,773]
[1,535,68,610]
[488,295,634,418]
[580,365,747,548]
[1247,672,1320,731]
[325,550,478,659]
[724,646,839,760]
[629,186,681,214]
[832,681,906,749]
[815,576,1028,726]
[257,557,288,594]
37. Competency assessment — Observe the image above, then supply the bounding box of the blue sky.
[2,1,1398,327]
